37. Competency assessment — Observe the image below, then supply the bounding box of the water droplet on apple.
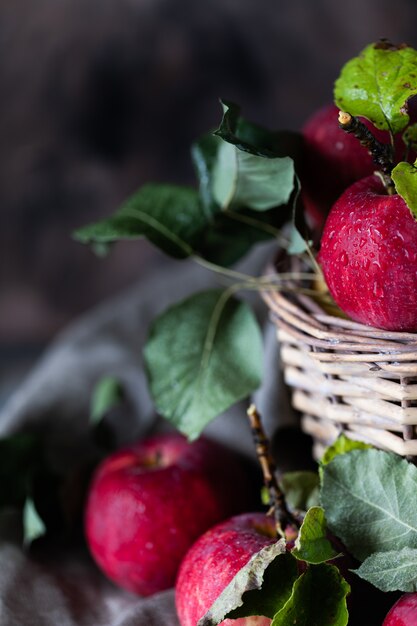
[339,252,349,266]
[359,238,367,248]
[373,282,384,298]
[396,229,405,241]
[363,258,370,270]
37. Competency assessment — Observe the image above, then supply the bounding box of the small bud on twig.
[338,110,396,194]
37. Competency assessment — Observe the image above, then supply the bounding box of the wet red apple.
[84,432,254,596]
[318,174,417,331]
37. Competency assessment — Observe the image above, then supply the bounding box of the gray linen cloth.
[0,244,295,626]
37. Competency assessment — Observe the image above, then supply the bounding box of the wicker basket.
[262,255,417,461]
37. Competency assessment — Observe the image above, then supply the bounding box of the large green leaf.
[354,547,417,592]
[212,140,294,212]
[321,448,417,561]
[391,160,417,218]
[191,130,294,266]
[334,41,417,133]
[291,507,340,565]
[211,101,296,212]
[271,564,350,626]
[73,183,206,259]
[143,289,264,440]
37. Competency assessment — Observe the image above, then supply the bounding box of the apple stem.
[246,404,300,539]
[338,111,396,194]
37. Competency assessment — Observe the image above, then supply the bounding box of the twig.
[338,111,395,194]
[246,404,300,539]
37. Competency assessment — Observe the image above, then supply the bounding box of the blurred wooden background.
[1,0,416,352]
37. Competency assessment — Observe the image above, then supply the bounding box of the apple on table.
[84,432,256,596]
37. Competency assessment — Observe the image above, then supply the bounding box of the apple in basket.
[300,103,417,231]
[175,512,276,626]
[318,173,417,332]
[84,432,254,596]
[300,103,384,229]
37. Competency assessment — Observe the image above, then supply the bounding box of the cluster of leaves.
[334,40,417,212]
[73,41,417,445]
[199,435,417,626]
[74,101,304,440]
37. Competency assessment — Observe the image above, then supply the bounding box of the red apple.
[382,592,417,625]
[175,512,276,626]
[300,104,408,231]
[84,432,255,596]
[318,174,417,331]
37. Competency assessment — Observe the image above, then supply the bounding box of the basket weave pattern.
[263,263,417,461]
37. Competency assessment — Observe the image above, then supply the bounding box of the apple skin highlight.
[318,174,417,331]
[84,433,254,596]
[176,512,275,626]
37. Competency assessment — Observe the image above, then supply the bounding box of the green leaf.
[73,183,206,259]
[320,434,372,467]
[291,507,340,565]
[212,140,294,212]
[23,498,46,547]
[287,175,313,256]
[190,133,293,267]
[214,100,303,159]
[198,539,294,625]
[354,547,417,592]
[403,122,417,152]
[321,448,417,561]
[391,160,417,218]
[90,376,124,425]
[279,471,320,512]
[198,206,290,267]
[144,289,264,440]
[334,41,417,133]
[191,133,222,217]
[287,226,310,255]
[271,563,350,626]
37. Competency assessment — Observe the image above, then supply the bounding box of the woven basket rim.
[262,255,417,363]
[262,253,417,458]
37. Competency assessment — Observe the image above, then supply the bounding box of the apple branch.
[338,111,395,193]
[247,404,300,539]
